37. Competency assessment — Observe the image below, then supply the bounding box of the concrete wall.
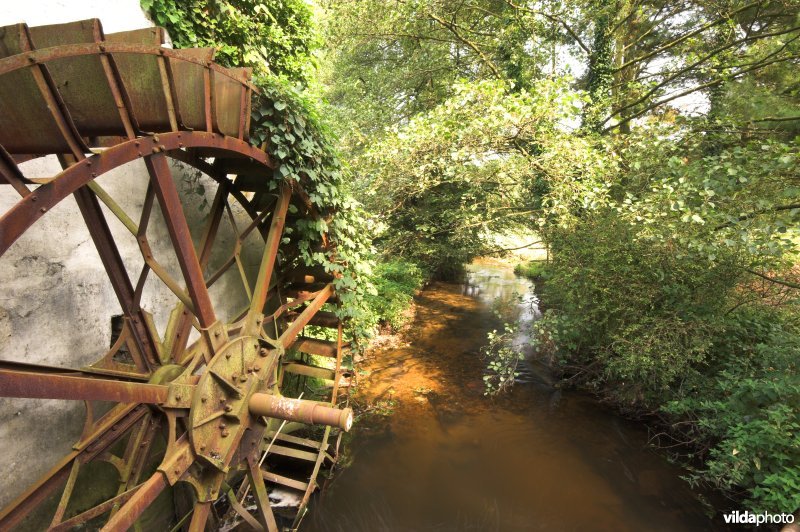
[0,1,257,512]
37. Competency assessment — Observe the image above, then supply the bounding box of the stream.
[304,260,724,531]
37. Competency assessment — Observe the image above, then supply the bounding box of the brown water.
[304,261,723,531]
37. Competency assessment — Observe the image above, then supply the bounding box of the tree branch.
[714,204,800,230]
[613,1,764,72]
[427,12,504,79]
[744,268,800,290]
[503,0,591,55]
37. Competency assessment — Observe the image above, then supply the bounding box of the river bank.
[304,261,722,531]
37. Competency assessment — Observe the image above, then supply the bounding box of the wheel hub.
[190,335,275,471]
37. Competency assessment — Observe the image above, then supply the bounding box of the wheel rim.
[0,18,352,531]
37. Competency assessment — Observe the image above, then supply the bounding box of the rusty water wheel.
[0,19,352,532]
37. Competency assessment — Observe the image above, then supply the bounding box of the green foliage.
[513,261,550,280]
[363,260,425,330]
[533,124,800,508]
[248,76,377,343]
[140,0,382,345]
[141,0,320,85]
[663,309,800,513]
[357,78,588,279]
[482,323,524,395]
[321,0,800,513]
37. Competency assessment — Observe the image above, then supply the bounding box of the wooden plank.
[282,363,335,381]
[264,431,329,451]
[293,337,338,358]
[261,471,310,492]
[266,445,319,462]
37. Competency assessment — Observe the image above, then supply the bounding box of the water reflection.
[304,260,724,531]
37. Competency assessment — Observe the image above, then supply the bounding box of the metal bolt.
[259,348,268,357]
[239,375,248,382]
[153,135,159,142]
[27,55,35,63]
[201,396,207,403]
[200,445,206,451]
[86,160,92,166]
[224,405,232,412]
[152,147,160,153]
[159,144,166,151]
[40,207,46,213]
[219,423,226,429]
[214,331,220,337]
[221,430,230,438]
[31,196,37,202]
[135,141,140,146]
[175,395,181,401]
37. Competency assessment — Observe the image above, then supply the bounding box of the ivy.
[140,0,377,344]
[141,0,320,85]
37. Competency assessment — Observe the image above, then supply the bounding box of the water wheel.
[0,19,353,531]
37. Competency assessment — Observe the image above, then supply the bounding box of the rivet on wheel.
[221,430,230,437]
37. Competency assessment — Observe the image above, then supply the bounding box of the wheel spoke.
[100,470,168,532]
[279,284,334,348]
[171,180,229,361]
[0,362,171,404]
[0,404,147,530]
[145,152,216,328]
[247,455,279,532]
[187,501,212,532]
[49,483,141,532]
[73,186,161,370]
[244,182,291,335]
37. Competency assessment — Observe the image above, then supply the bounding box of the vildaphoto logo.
[723,510,795,526]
